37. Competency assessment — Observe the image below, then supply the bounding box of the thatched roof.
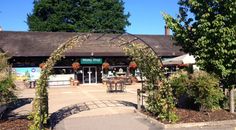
[0,31,184,57]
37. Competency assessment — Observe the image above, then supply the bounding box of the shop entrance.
[83,66,97,84]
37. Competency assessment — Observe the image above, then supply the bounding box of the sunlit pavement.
[13,83,141,115]
[13,83,236,130]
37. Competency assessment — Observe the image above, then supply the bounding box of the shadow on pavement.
[50,100,137,129]
[1,98,33,119]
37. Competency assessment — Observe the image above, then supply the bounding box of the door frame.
[82,66,97,84]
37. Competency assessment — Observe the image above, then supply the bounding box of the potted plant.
[102,62,110,74]
[72,62,80,86]
[129,61,137,83]
[129,61,137,76]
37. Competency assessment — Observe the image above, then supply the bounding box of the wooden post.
[230,87,235,113]
[137,89,141,111]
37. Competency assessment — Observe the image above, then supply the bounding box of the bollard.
[137,89,141,111]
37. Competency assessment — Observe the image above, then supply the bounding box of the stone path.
[54,110,163,130]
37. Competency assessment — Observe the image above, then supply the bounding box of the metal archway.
[32,31,163,130]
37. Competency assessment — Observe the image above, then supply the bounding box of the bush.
[169,70,189,99]
[0,53,17,104]
[146,80,178,122]
[188,71,224,111]
[169,70,224,111]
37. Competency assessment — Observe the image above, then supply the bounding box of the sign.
[81,58,102,64]
[12,67,41,81]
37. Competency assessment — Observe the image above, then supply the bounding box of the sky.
[0,0,179,35]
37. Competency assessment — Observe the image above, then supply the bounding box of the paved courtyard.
[14,83,141,115]
[11,82,236,130]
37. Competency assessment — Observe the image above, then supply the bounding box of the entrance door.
[83,67,97,84]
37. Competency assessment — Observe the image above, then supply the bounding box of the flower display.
[39,63,46,70]
[102,62,110,69]
[129,61,137,69]
[72,62,80,70]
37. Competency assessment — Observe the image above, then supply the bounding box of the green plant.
[0,53,17,105]
[28,0,130,33]
[29,34,90,130]
[169,70,225,111]
[163,0,236,112]
[169,70,189,98]
[123,43,178,122]
[0,77,17,104]
[188,71,224,111]
[146,79,178,122]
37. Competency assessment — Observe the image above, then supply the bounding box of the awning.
[162,54,196,65]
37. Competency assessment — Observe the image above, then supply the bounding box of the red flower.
[129,61,137,69]
[102,62,110,69]
[39,63,46,70]
[72,62,80,70]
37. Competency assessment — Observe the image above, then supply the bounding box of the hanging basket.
[129,61,137,69]
[39,63,46,70]
[72,62,80,71]
[102,62,110,70]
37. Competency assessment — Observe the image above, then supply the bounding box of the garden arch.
[30,32,168,130]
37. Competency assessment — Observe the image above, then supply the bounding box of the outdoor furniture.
[102,78,109,85]
[106,78,126,92]
[124,77,132,85]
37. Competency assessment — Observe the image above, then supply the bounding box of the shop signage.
[81,58,102,64]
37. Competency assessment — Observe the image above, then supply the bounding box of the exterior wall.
[10,56,130,84]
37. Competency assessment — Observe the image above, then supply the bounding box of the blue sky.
[0,0,179,34]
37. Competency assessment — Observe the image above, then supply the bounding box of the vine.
[29,34,90,130]
[119,40,178,122]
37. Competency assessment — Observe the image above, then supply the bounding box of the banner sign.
[80,58,102,64]
[12,67,41,81]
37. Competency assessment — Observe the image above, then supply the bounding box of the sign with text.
[81,58,102,64]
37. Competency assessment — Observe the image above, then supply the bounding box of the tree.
[27,0,130,33]
[163,0,236,112]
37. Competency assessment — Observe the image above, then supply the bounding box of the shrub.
[169,70,224,111]
[188,71,224,111]
[169,70,189,98]
[146,80,178,122]
[0,53,17,104]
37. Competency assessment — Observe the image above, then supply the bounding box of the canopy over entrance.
[162,53,196,65]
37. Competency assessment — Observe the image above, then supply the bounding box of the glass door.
[83,66,97,84]
[90,67,97,83]
[83,67,90,84]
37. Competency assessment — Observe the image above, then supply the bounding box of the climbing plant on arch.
[113,36,177,122]
[29,33,177,130]
[29,34,91,130]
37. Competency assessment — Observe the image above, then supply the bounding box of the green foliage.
[169,70,189,98]
[163,0,236,88]
[123,42,178,122]
[188,71,224,111]
[28,0,130,33]
[169,70,224,111]
[0,53,17,104]
[29,34,90,130]
[146,79,178,122]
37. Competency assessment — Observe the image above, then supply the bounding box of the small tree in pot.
[102,62,110,75]
[72,62,80,85]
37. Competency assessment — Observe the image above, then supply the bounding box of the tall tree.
[27,0,130,33]
[163,0,236,112]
